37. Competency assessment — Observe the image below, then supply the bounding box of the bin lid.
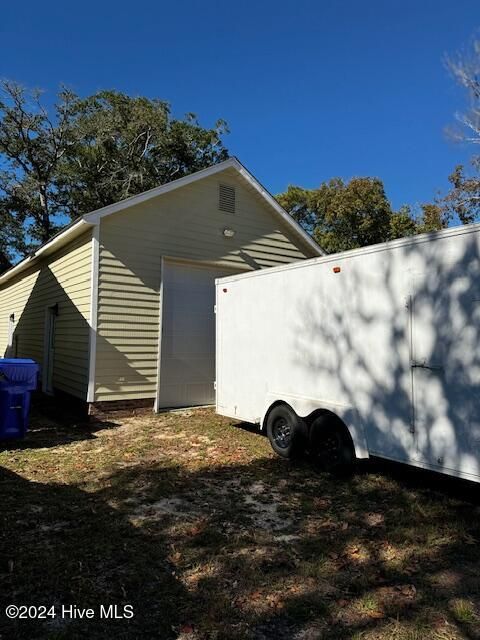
[0,359,39,390]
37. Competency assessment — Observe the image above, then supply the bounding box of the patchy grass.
[1,407,480,639]
[450,598,478,624]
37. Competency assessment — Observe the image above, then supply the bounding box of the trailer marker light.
[333,266,341,273]
[223,288,228,293]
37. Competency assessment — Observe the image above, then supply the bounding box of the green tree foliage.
[0,81,78,267]
[443,159,480,224]
[56,91,229,216]
[443,39,480,222]
[277,178,443,254]
[389,205,418,239]
[0,81,229,269]
[418,202,447,232]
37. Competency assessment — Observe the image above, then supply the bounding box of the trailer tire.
[266,404,306,459]
[309,413,354,471]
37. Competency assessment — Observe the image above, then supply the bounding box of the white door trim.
[87,224,100,403]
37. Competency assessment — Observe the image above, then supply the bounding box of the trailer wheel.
[266,404,306,459]
[309,413,354,471]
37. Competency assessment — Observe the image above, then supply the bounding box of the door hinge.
[214,305,217,314]
[213,381,217,390]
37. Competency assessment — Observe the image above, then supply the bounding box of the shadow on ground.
[1,411,480,639]
[0,465,187,640]
[0,418,120,451]
[0,395,120,451]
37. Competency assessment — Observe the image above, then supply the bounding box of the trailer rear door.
[411,275,480,477]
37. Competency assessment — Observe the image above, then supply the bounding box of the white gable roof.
[0,157,323,284]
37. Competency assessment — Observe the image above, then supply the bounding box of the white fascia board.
[0,218,92,285]
[232,160,325,256]
[34,219,92,258]
[83,156,323,255]
[84,158,240,224]
[0,157,323,286]
[0,257,35,284]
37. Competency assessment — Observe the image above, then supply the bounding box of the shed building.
[0,158,322,412]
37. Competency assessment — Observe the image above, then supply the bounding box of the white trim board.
[153,255,166,414]
[234,163,322,256]
[87,225,100,403]
[216,217,480,286]
[0,158,323,286]
[83,157,323,257]
[0,219,92,285]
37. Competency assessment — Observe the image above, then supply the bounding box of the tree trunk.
[39,186,51,242]
[0,250,12,274]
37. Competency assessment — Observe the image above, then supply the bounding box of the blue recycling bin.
[0,359,39,440]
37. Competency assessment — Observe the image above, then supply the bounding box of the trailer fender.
[261,393,369,459]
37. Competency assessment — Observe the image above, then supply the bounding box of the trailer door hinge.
[214,305,217,314]
[213,381,217,390]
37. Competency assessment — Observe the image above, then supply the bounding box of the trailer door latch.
[410,360,443,372]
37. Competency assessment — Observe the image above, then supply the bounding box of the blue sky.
[1,0,478,210]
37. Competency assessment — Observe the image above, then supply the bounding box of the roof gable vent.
[219,183,236,214]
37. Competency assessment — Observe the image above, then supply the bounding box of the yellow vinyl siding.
[0,231,92,399]
[94,169,315,401]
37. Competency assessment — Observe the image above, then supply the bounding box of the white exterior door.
[411,275,480,477]
[157,260,242,409]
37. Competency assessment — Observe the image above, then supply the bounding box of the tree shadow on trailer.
[291,230,480,481]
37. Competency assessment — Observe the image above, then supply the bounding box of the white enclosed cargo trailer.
[215,223,480,482]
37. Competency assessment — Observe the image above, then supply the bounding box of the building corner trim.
[87,225,100,403]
